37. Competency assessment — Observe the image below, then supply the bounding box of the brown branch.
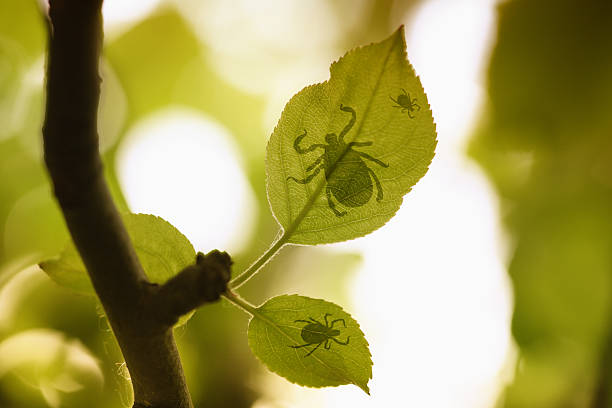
[42,1,229,407]
[591,322,612,407]
[152,250,232,327]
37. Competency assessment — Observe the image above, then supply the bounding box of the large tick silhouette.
[289,313,350,357]
[287,105,389,217]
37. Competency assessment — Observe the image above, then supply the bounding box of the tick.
[287,104,389,217]
[289,313,350,357]
[390,88,420,118]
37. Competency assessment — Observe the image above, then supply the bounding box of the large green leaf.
[39,213,196,324]
[247,294,372,393]
[266,27,436,245]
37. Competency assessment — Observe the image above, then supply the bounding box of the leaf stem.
[223,290,258,316]
[228,232,288,289]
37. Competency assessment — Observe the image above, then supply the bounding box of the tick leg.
[309,317,324,325]
[305,155,324,172]
[324,339,331,350]
[401,88,407,95]
[338,104,356,144]
[326,185,347,217]
[287,165,322,184]
[330,318,346,328]
[294,130,325,154]
[367,167,385,202]
[389,96,399,105]
[357,151,388,168]
[305,342,323,357]
[299,143,326,153]
[294,319,311,324]
[348,141,372,148]
[413,102,421,111]
[323,313,332,326]
[290,343,314,349]
[332,336,350,346]
[407,110,415,119]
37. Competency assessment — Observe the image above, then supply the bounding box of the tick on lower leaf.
[286,104,389,217]
[390,88,420,118]
[289,313,350,357]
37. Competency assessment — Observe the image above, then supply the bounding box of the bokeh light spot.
[116,108,257,254]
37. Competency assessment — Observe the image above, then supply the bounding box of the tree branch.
[41,1,230,407]
[151,250,232,327]
[591,320,612,407]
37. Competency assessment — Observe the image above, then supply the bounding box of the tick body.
[290,313,350,357]
[287,104,389,217]
[390,88,420,118]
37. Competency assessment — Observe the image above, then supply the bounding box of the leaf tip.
[358,382,371,395]
[38,257,59,277]
[390,24,406,45]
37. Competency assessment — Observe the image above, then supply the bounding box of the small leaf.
[247,294,372,394]
[266,26,437,244]
[39,244,92,293]
[40,213,196,325]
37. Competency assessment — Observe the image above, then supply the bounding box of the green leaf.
[39,213,196,325]
[247,294,372,394]
[266,26,437,245]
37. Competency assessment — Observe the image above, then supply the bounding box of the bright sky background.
[116,109,257,254]
[110,0,514,407]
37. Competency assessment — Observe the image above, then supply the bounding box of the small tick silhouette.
[390,88,420,118]
[289,313,350,357]
[287,104,389,217]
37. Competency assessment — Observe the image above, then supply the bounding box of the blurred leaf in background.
[0,0,48,269]
[470,0,612,406]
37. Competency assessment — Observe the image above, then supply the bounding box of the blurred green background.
[1,0,611,407]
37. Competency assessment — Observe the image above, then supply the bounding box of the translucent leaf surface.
[39,213,196,324]
[247,295,372,393]
[266,27,436,244]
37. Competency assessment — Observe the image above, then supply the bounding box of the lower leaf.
[247,294,372,394]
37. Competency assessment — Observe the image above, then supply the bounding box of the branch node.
[153,250,233,327]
